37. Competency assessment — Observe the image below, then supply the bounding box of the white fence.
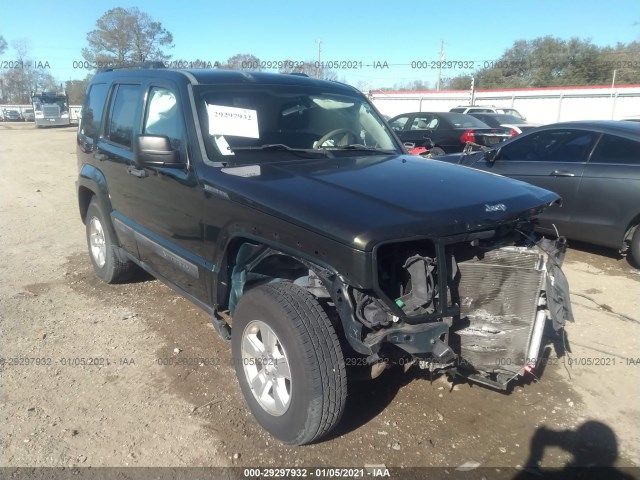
[370,85,640,125]
[1,104,82,123]
[4,85,639,126]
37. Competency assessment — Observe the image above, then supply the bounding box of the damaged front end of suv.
[330,220,573,390]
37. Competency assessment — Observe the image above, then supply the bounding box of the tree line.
[1,7,638,105]
[441,37,640,90]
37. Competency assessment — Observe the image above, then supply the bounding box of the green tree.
[472,36,640,88]
[82,7,173,67]
[596,41,640,85]
[219,54,262,71]
[66,76,92,104]
[442,75,472,90]
[278,60,337,80]
[0,38,58,103]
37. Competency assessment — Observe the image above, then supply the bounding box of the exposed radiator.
[452,247,545,375]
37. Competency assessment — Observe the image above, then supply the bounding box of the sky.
[1,0,639,88]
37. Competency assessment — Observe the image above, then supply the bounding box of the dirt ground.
[1,123,639,476]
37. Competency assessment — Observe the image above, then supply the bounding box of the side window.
[590,134,640,165]
[389,116,409,131]
[107,84,141,148]
[410,115,435,130]
[500,130,597,162]
[80,83,108,140]
[143,87,183,149]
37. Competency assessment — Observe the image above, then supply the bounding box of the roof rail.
[97,61,166,73]
[287,72,309,77]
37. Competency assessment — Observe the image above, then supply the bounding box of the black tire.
[85,197,137,283]
[231,282,347,445]
[631,226,640,267]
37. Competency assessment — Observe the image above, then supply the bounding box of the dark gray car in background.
[437,121,640,265]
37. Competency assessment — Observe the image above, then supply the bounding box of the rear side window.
[80,83,108,139]
[590,134,640,165]
[449,108,465,113]
[107,84,141,148]
[410,115,438,130]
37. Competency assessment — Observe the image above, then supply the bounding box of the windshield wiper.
[232,144,333,158]
[324,144,396,153]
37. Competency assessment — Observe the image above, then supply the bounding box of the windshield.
[194,84,401,163]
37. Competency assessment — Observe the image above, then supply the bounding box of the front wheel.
[231,282,347,445]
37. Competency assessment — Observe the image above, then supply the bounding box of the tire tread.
[243,282,347,444]
[86,197,137,284]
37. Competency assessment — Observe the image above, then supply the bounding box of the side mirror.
[484,148,500,164]
[133,135,183,168]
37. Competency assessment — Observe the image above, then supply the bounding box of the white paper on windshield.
[214,135,234,156]
[207,104,259,138]
[221,165,261,178]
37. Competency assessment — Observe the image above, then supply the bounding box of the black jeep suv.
[77,66,572,445]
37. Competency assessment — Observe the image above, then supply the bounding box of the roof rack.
[98,61,166,73]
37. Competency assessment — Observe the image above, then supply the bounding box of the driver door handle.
[550,170,575,177]
[127,166,148,178]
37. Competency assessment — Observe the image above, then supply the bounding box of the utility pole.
[470,76,476,105]
[611,69,617,90]
[316,39,322,79]
[610,69,618,119]
[436,39,444,91]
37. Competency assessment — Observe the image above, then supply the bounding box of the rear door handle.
[127,166,148,178]
[550,170,575,177]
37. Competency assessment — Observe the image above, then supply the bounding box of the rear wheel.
[231,282,347,445]
[85,197,137,283]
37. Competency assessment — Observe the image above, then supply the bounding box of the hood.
[209,154,559,251]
